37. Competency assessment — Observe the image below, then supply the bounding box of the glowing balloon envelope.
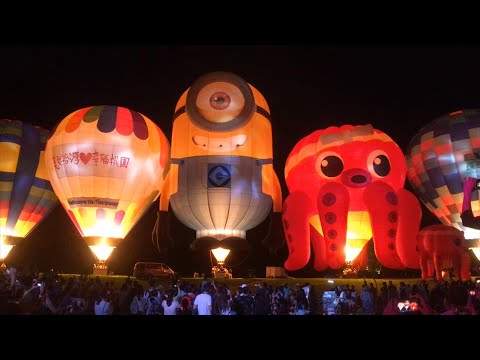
[45,106,169,264]
[0,119,58,261]
[416,224,471,281]
[156,72,283,253]
[283,124,422,271]
[406,109,480,253]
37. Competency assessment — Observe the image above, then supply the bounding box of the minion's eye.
[318,154,344,178]
[185,72,256,132]
[195,82,244,123]
[368,150,391,177]
[210,92,231,110]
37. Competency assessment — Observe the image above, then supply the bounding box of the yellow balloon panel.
[0,120,59,239]
[45,106,169,239]
[0,143,20,173]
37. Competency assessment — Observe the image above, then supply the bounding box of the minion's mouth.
[192,134,247,152]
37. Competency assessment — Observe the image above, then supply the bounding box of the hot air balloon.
[405,109,480,261]
[0,119,58,264]
[153,72,284,254]
[416,224,471,281]
[283,124,422,272]
[211,247,232,278]
[44,106,169,273]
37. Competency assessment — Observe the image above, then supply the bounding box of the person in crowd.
[233,284,254,315]
[253,287,270,315]
[302,283,311,307]
[193,284,212,315]
[7,265,17,296]
[387,281,398,301]
[294,287,309,315]
[213,288,231,315]
[38,287,58,315]
[398,282,407,300]
[272,286,288,315]
[118,283,132,315]
[200,274,210,292]
[379,282,388,309]
[283,283,291,300]
[94,291,113,315]
[162,289,181,315]
[145,288,162,315]
[21,279,41,304]
[461,177,480,228]
[130,288,145,315]
[361,282,374,314]
[429,282,446,313]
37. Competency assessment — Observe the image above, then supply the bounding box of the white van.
[133,262,176,280]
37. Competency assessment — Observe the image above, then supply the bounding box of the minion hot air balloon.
[153,72,284,254]
[0,119,58,264]
[406,109,480,264]
[45,106,169,273]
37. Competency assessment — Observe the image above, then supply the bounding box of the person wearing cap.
[233,284,254,315]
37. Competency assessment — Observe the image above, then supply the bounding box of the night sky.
[2,45,480,277]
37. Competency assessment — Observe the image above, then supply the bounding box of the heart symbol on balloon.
[80,152,93,165]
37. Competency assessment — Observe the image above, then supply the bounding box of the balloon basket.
[212,265,232,279]
[92,261,108,276]
[342,262,358,278]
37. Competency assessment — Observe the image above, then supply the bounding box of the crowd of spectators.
[0,266,478,315]
[326,279,480,315]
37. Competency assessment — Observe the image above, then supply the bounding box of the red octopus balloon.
[283,124,422,271]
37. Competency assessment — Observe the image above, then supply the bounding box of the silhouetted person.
[461,177,480,228]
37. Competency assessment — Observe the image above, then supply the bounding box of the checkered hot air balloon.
[406,109,480,243]
[0,119,58,261]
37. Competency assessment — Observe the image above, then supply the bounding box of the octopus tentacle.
[282,191,315,271]
[310,225,328,271]
[396,189,422,268]
[317,182,349,269]
[364,181,405,270]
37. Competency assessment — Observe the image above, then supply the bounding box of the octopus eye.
[368,150,391,178]
[320,155,344,178]
[373,155,390,177]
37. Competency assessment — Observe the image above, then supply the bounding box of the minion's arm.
[154,164,179,254]
[160,164,178,211]
[261,163,285,253]
[261,163,282,213]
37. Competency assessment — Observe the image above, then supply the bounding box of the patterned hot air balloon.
[153,72,284,253]
[405,109,480,261]
[0,119,58,261]
[44,106,169,269]
[283,124,422,272]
